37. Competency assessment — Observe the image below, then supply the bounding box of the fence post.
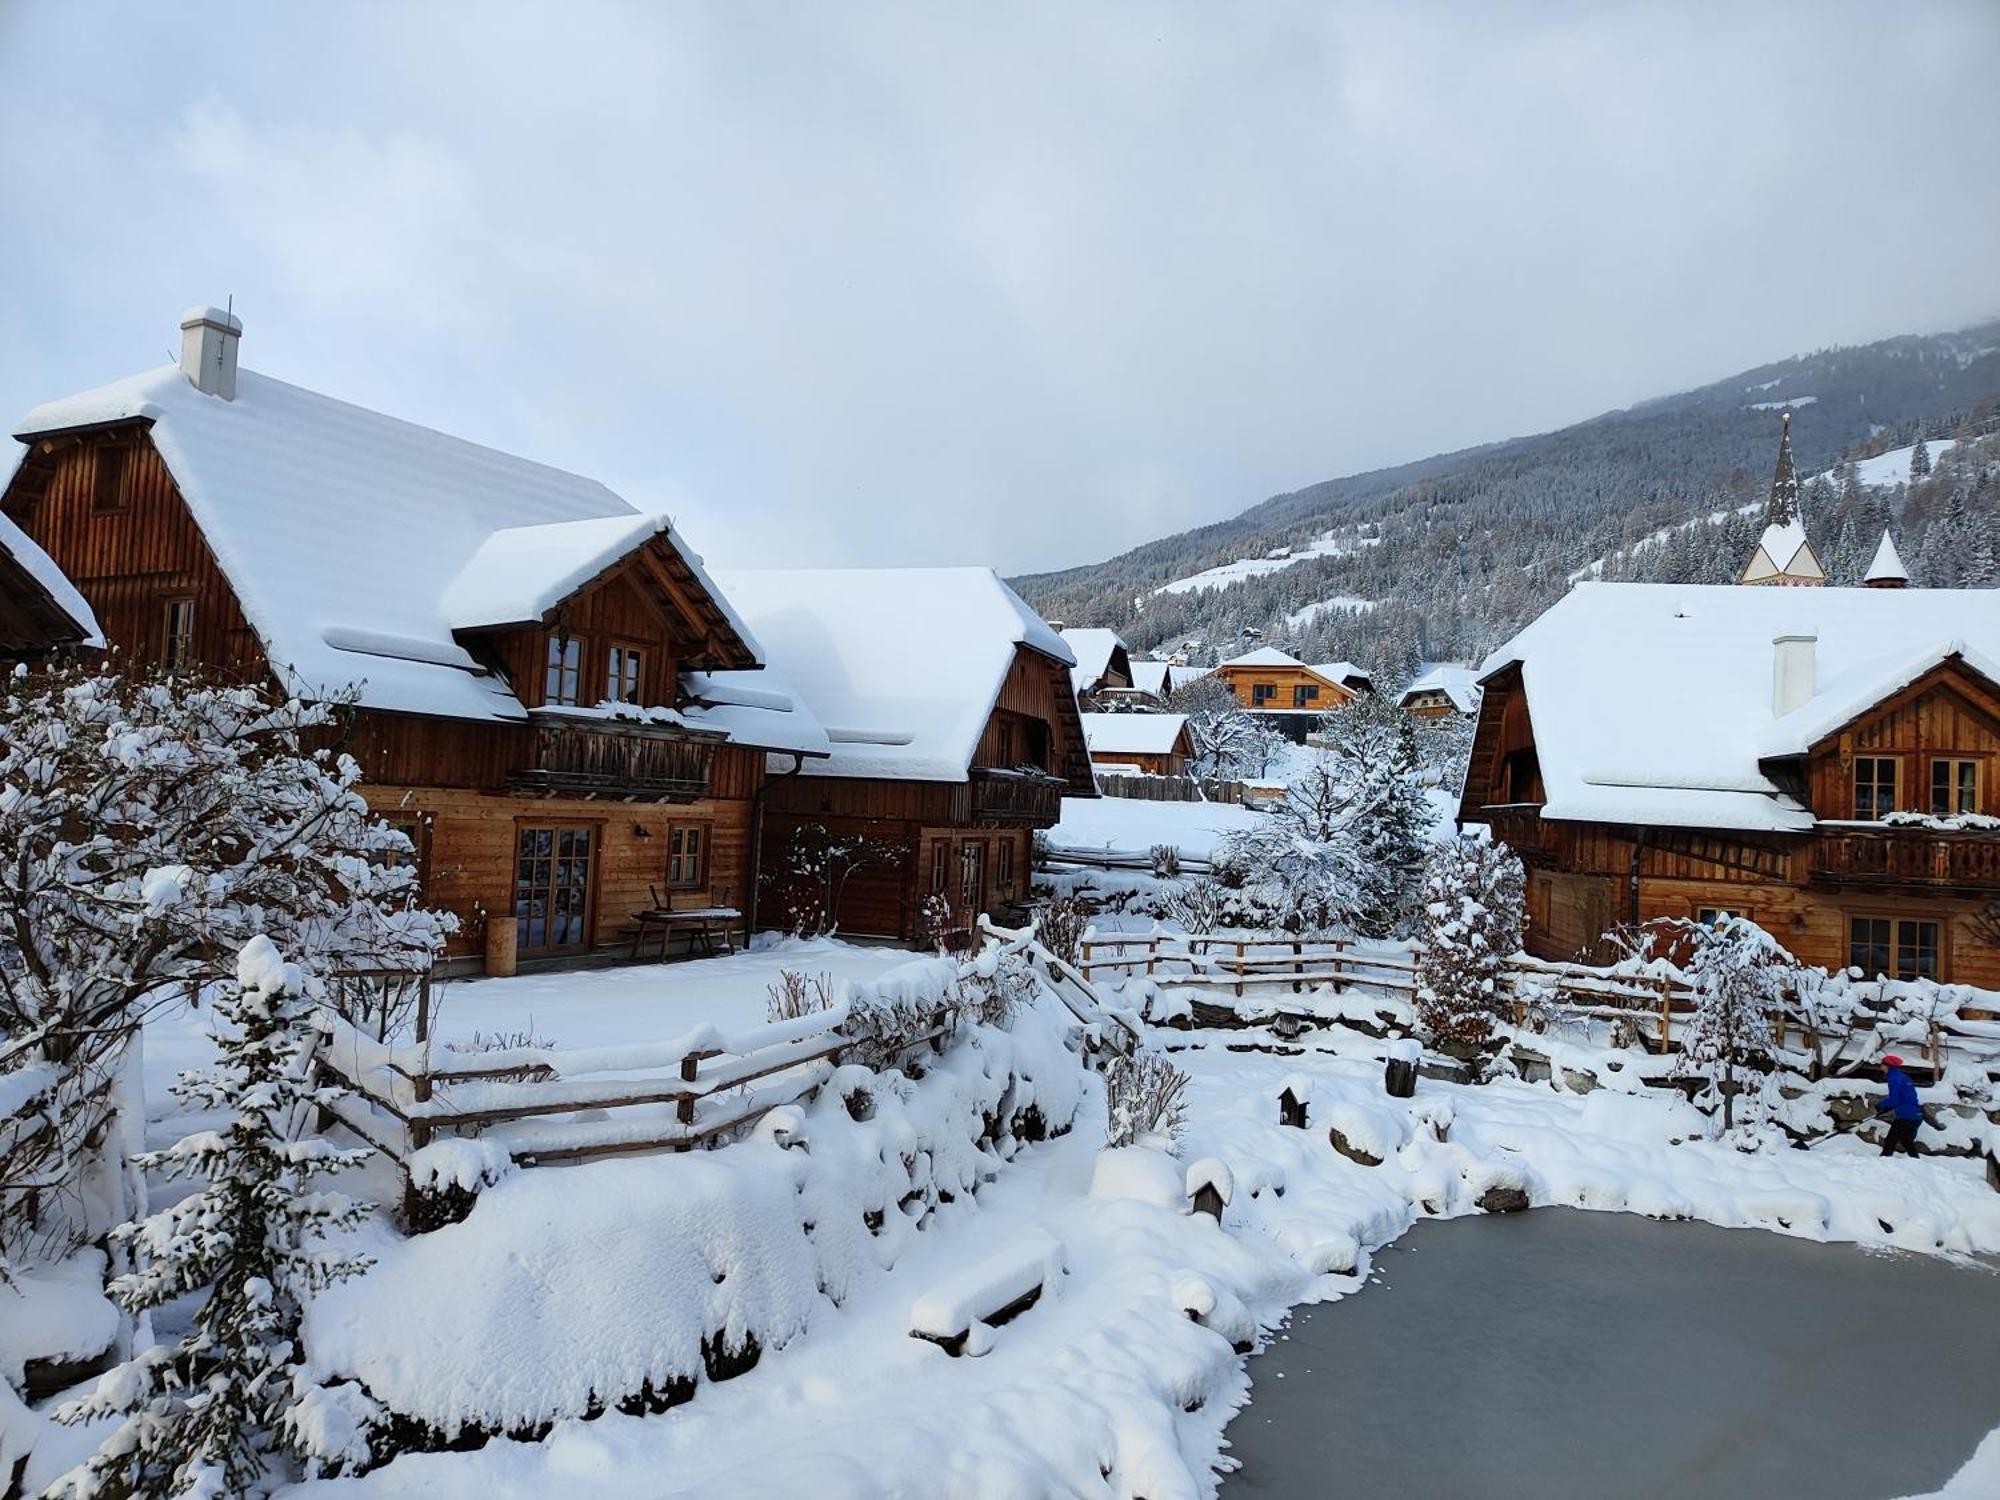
[1235,940,1245,999]
[1657,977,1672,1052]
[1292,939,1303,994]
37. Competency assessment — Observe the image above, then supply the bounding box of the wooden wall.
[4,427,262,672]
[1215,663,1355,713]
[1803,669,2000,819]
[373,781,758,961]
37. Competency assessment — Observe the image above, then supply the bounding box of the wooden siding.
[1214,662,1356,714]
[1802,665,2000,820]
[370,782,757,962]
[1089,748,1188,777]
[4,426,262,674]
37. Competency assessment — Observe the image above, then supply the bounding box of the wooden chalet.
[4,307,829,972]
[1398,663,1481,720]
[1059,626,1142,708]
[713,567,1095,943]
[1213,647,1370,742]
[1079,711,1194,777]
[1461,579,2000,988]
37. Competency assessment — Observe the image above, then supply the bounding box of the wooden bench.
[630,888,741,961]
[909,1231,1065,1356]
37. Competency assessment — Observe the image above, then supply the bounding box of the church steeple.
[1738,411,1825,587]
[1765,409,1800,529]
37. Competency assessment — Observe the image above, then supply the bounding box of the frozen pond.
[1225,1208,2000,1499]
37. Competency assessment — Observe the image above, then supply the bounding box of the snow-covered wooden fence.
[1076,930,2000,1074]
[317,924,1135,1173]
[1091,773,1250,805]
[1042,844,1215,875]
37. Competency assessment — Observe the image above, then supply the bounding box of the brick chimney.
[179,305,242,400]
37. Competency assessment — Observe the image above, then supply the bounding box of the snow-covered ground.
[1050,794,1268,860]
[1833,438,1959,489]
[1151,533,1380,599]
[273,1012,2000,1500]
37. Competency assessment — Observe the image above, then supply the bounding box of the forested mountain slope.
[1011,320,2000,687]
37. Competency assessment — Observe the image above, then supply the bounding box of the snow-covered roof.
[1399,664,1481,714]
[1128,660,1210,697]
[1220,646,1307,670]
[1479,582,2000,833]
[1310,660,1371,690]
[14,362,758,722]
[709,567,1073,781]
[679,664,831,758]
[0,491,103,648]
[1079,712,1189,758]
[1741,519,1823,583]
[1864,531,1910,585]
[1059,627,1129,696]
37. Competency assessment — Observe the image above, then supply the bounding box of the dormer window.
[606,643,644,705]
[93,446,129,514]
[1931,759,1979,817]
[544,634,582,706]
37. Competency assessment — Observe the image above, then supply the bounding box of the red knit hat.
[1882,1054,1904,1068]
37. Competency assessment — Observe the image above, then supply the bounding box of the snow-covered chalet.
[1212,647,1371,741]
[3,308,833,970]
[1461,424,2000,986]
[710,568,1096,944]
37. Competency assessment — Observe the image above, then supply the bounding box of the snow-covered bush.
[1036,895,1088,969]
[1166,676,1283,779]
[49,938,378,1498]
[1149,842,1182,879]
[1103,1050,1190,1149]
[918,891,955,955]
[1161,875,1227,936]
[0,662,448,1270]
[767,969,836,1022]
[1414,837,1526,1057]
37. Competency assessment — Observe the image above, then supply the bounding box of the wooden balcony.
[960,768,1067,827]
[1811,826,2000,892]
[1479,803,1556,866]
[509,715,720,802]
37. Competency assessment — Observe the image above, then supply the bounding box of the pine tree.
[1910,437,1932,480]
[1413,838,1526,1062]
[49,937,379,1499]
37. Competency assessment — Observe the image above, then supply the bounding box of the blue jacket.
[1877,1068,1923,1122]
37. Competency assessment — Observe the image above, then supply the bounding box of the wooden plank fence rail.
[1092,773,1251,805]
[1075,931,1997,1074]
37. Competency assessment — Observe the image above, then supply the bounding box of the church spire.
[1765,409,1800,529]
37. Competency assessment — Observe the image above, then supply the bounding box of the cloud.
[1,0,1996,575]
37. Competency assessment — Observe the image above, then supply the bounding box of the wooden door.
[515,823,598,956]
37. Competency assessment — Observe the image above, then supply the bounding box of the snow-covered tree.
[1910,437,1932,480]
[48,937,381,1499]
[0,662,448,1270]
[1655,916,1795,1133]
[1413,837,1525,1057]
[1164,677,1282,780]
[1314,699,1432,936]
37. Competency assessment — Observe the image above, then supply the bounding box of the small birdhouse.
[1191,1181,1228,1221]
[1277,1085,1309,1129]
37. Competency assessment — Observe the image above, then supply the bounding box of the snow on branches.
[1650,916,1802,1134]
[48,938,382,1499]
[1413,837,1525,1057]
[0,660,449,1266]
[766,822,906,939]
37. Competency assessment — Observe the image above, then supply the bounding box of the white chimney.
[178,305,242,400]
[1773,633,1815,718]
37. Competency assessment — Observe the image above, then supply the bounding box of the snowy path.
[286,1018,2000,1500]
[1225,1209,2000,1500]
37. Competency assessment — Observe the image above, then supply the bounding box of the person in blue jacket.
[1875,1055,1924,1158]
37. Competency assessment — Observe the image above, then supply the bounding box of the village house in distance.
[1463,420,2000,987]
[711,567,1095,945]
[1212,646,1371,741]
[3,307,839,972]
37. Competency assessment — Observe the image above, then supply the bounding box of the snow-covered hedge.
[302,978,1090,1443]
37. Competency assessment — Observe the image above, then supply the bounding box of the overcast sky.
[3,2,1996,575]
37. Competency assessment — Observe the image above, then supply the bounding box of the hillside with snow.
[1013,318,2000,686]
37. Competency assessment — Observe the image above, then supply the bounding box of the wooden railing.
[1812,826,2000,890]
[962,768,1067,825]
[1075,930,1997,1069]
[510,717,717,801]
